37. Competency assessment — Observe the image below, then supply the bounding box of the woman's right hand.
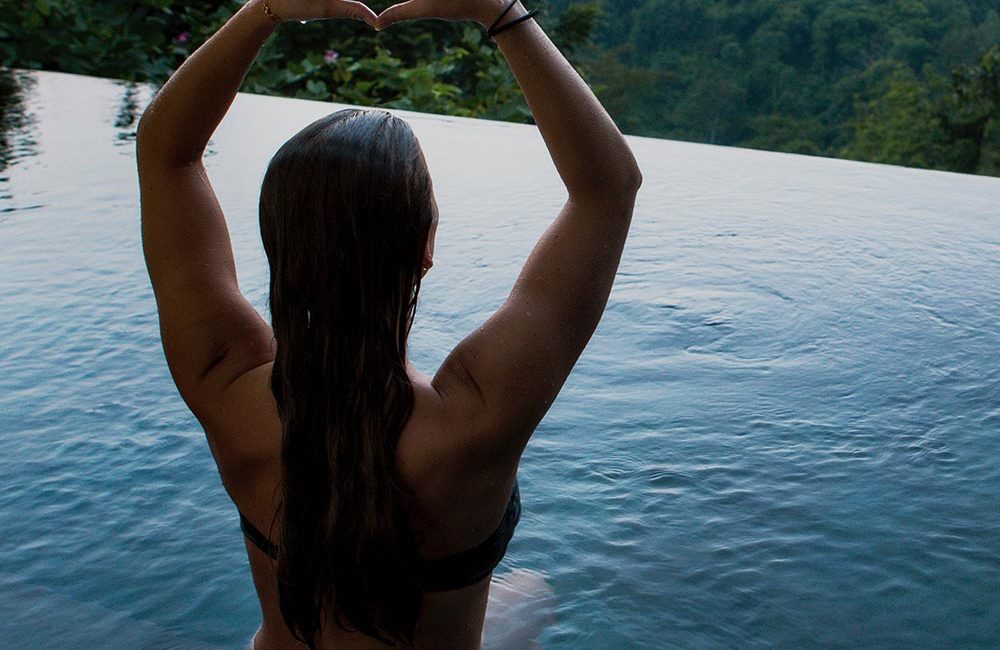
[375,0,512,30]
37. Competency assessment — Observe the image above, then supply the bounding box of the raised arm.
[378,1,642,468]
[136,0,375,429]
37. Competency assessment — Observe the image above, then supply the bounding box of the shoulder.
[405,359,520,488]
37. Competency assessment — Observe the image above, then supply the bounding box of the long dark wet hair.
[258,108,435,647]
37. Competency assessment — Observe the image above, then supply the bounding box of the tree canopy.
[2,0,997,175]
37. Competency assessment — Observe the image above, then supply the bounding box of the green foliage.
[844,46,1000,174]
[0,0,589,123]
[549,2,602,53]
[578,0,1000,175]
[841,69,953,169]
[1,0,998,175]
[240,22,531,122]
[940,45,1000,173]
[1,0,220,81]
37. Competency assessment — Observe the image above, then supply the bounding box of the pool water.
[1,69,999,649]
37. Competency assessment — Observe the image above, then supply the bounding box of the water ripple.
[2,70,999,649]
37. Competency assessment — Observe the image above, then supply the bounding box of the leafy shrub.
[0,0,596,123]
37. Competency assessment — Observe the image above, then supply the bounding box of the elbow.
[135,114,198,168]
[135,114,154,160]
[624,162,643,194]
[622,145,643,193]
[606,154,643,197]
[597,163,643,202]
[135,97,161,142]
[135,109,153,146]
[134,104,168,158]
[568,171,642,206]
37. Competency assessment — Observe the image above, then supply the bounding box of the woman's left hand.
[265,0,379,27]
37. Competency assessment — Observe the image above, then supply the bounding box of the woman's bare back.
[216,362,522,649]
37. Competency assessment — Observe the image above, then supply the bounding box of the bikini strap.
[239,510,279,560]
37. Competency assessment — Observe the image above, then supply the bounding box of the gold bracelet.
[262,0,283,24]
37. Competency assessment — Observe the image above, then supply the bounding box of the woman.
[135,0,641,648]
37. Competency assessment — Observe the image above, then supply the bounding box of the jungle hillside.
[3,0,999,176]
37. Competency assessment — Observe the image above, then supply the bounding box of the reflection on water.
[113,81,141,146]
[0,68,37,174]
[1,69,999,649]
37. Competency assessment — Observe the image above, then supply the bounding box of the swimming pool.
[1,68,998,648]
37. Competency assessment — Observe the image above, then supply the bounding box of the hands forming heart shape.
[267,0,496,31]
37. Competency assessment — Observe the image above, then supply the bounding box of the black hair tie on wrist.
[486,0,538,40]
[488,9,539,40]
[486,0,519,35]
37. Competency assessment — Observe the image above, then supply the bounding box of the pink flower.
[324,49,339,64]
[175,31,191,44]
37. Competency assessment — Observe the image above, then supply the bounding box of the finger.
[335,0,379,27]
[375,0,425,29]
[350,1,380,27]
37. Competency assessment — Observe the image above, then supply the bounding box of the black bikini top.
[238,479,521,592]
